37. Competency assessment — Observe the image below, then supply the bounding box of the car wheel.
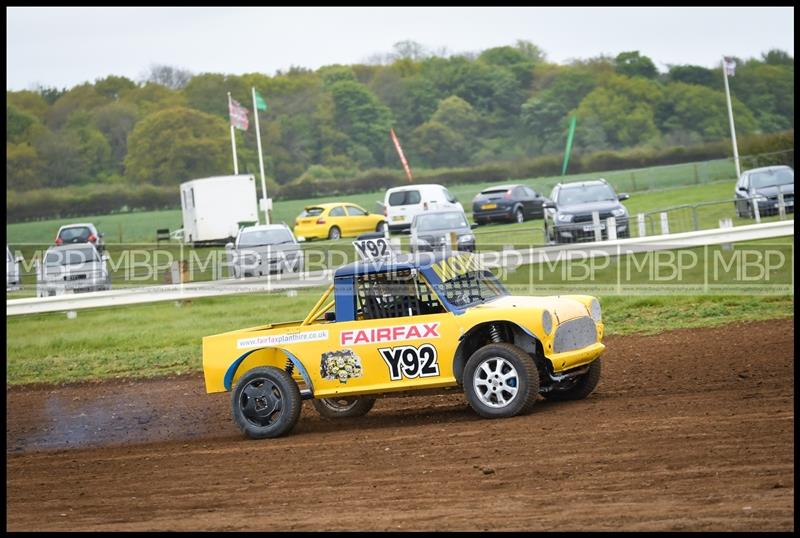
[463,343,539,419]
[312,397,376,418]
[734,202,742,219]
[375,221,388,234]
[231,366,302,439]
[328,226,341,240]
[514,207,524,224]
[475,219,487,226]
[542,359,602,401]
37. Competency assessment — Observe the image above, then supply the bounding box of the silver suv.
[37,243,111,297]
[225,224,303,278]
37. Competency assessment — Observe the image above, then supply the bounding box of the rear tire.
[312,397,376,418]
[463,343,539,419]
[542,359,602,401]
[328,226,341,240]
[231,366,302,439]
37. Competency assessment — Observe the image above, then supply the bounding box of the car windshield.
[300,207,324,217]
[415,212,469,232]
[45,247,98,265]
[238,228,294,247]
[436,269,508,308]
[557,184,617,205]
[750,169,794,190]
[59,227,91,241]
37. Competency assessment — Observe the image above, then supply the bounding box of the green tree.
[183,73,248,118]
[575,75,663,148]
[94,75,137,100]
[46,84,111,130]
[431,95,481,136]
[7,104,41,144]
[615,51,658,79]
[92,102,139,173]
[656,82,758,141]
[124,107,229,185]
[6,90,48,119]
[120,83,186,118]
[6,143,43,190]
[327,80,394,166]
[409,121,470,168]
[667,64,717,88]
[479,45,537,88]
[33,130,87,187]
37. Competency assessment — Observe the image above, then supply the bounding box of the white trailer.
[180,175,259,245]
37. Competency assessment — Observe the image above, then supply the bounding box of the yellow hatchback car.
[293,203,387,241]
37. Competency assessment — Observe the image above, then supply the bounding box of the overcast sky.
[6,6,795,91]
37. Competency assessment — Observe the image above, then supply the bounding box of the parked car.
[37,243,110,297]
[294,203,387,241]
[226,224,303,278]
[7,245,22,291]
[410,209,476,254]
[543,179,630,244]
[202,250,606,439]
[383,184,463,232]
[472,184,548,224]
[734,165,794,218]
[55,223,105,252]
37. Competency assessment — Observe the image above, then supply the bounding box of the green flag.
[254,89,268,111]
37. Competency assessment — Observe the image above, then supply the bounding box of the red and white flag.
[229,98,249,131]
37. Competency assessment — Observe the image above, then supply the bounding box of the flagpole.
[252,87,270,225]
[722,57,741,178]
[227,92,239,175]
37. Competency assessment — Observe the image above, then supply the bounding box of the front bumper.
[552,219,629,243]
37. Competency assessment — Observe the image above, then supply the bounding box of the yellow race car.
[293,202,387,241]
[203,251,606,439]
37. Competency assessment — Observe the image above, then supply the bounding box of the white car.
[7,245,22,291]
[383,184,463,233]
[37,243,111,297]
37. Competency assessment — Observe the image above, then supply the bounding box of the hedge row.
[7,131,793,222]
[7,184,178,223]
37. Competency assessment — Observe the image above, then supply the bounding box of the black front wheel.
[463,343,539,419]
[231,366,302,439]
[312,397,377,418]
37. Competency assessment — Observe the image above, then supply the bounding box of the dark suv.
[734,165,794,218]
[543,179,630,243]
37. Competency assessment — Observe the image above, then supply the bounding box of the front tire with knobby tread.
[463,343,539,419]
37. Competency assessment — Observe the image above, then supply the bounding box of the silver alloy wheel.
[318,397,359,412]
[472,357,519,408]
[515,208,524,223]
[329,227,341,240]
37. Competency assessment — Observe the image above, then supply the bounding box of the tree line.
[6,41,794,197]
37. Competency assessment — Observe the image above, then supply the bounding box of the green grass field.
[7,179,792,299]
[6,158,738,246]
[6,236,793,386]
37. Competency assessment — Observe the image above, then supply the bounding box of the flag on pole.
[229,98,249,130]
[390,128,413,183]
[723,57,736,77]
[254,89,268,111]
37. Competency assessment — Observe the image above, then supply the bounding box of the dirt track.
[6,319,795,531]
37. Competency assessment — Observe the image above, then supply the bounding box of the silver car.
[37,244,111,297]
[226,224,304,278]
[7,245,22,291]
[409,210,477,254]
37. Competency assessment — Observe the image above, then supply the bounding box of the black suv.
[543,179,630,243]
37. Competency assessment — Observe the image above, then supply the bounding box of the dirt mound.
[6,319,794,531]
